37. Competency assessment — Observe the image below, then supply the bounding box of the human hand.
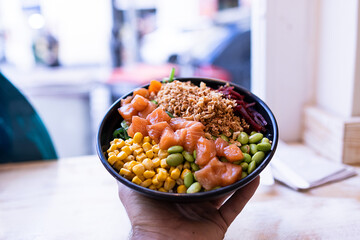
[118,176,260,240]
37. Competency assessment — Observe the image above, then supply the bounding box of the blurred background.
[0,0,251,158]
[1,0,360,163]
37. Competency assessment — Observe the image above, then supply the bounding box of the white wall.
[251,0,318,141]
[316,0,360,118]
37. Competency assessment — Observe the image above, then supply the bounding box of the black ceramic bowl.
[97,77,278,202]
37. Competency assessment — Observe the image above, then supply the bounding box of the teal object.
[0,72,57,162]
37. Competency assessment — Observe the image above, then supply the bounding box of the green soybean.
[250,131,257,136]
[182,151,195,162]
[168,145,184,154]
[166,153,184,166]
[184,172,194,188]
[250,144,258,155]
[237,132,249,144]
[261,137,270,143]
[187,182,201,193]
[243,153,252,163]
[241,171,248,179]
[193,150,197,159]
[240,144,250,153]
[191,162,200,171]
[257,142,271,152]
[240,162,248,171]
[249,133,263,143]
[220,134,229,142]
[248,160,256,174]
[252,151,265,165]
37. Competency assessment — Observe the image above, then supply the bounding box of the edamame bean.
[257,142,271,152]
[220,134,229,142]
[240,144,250,153]
[193,150,196,159]
[249,133,263,143]
[248,160,256,174]
[182,151,195,162]
[237,132,249,144]
[250,131,257,136]
[241,171,248,179]
[191,162,200,171]
[168,145,184,154]
[252,151,265,165]
[240,162,248,171]
[243,153,252,163]
[249,144,258,155]
[261,137,270,143]
[184,172,194,188]
[166,153,184,166]
[187,182,201,193]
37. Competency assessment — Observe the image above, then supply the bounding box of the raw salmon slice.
[159,127,179,150]
[133,88,149,98]
[118,104,138,123]
[131,95,149,111]
[138,101,156,118]
[194,157,242,190]
[223,145,244,162]
[182,123,205,152]
[127,116,149,138]
[146,107,171,124]
[174,128,188,147]
[146,121,170,143]
[195,137,216,167]
[170,118,205,130]
[215,138,229,157]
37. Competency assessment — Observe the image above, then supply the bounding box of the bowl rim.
[97,77,279,202]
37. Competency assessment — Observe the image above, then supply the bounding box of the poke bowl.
[97,76,278,202]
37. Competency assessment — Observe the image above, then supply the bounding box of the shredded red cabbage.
[217,86,267,132]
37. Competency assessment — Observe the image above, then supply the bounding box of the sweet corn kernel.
[124,155,135,163]
[164,177,176,191]
[121,146,132,155]
[140,179,152,188]
[149,184,157,190]
[170,168,181,180]
[133,148,144,157]
[136,153,146,162]
[113,160,124,170]
[120,168,132,177]
[158,149,169,159]
[132,164,145,176]
[152,175,160,185]
[152,157,161,168]
[107,155,117,165]
[143,136,151,143]
[108,152,116,157]
[133,132,143,143]
[130,143,142,152]
[158,187,167,192]
[157,168,168,182]
[116,140,125,149]
[114,149,120,155]
[160,159,169,168]
[181,169,191,180]
[142,142,152,152]
[145,150,154,159]
[142,158,154,170]
[107,144,117,153]
[154,181,163,188]
[125,139,133,146]
[128,160,138,171]
[132,176,142,185]
[117,151,128,161]
[177,185,187,193]
[143,170,155,179]
[152,145,160,153]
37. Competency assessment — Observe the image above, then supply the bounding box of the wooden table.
[1,155,360,240]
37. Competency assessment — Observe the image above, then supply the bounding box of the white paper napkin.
[270,142,357,190]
